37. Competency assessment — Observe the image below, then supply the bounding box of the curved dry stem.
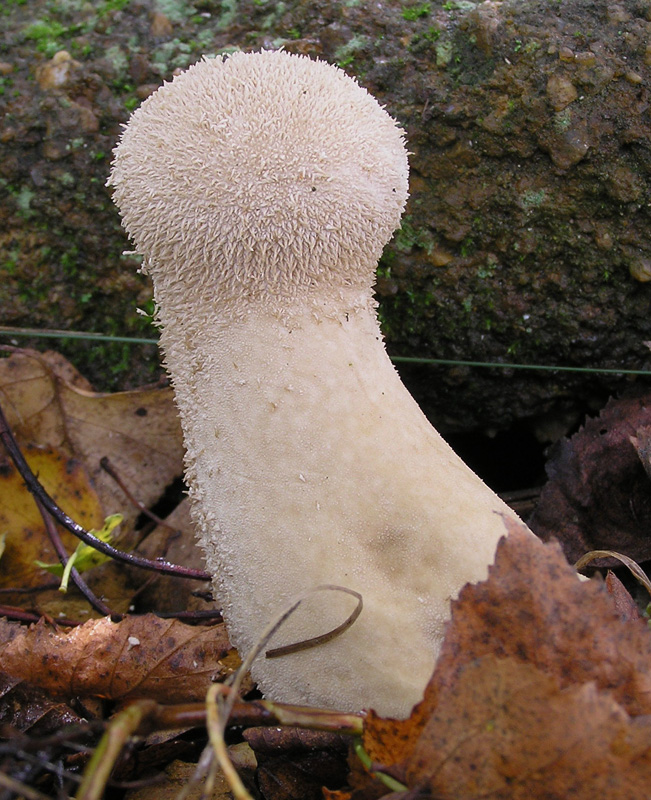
[265,585,363,658]
[224,584,363,729]
[206,684,253,800]
[575,549,651,597]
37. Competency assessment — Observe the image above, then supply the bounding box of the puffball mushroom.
[110,50,527,719]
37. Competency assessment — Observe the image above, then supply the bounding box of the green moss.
[380,291,429,338]
[4,249,19,276]
[477,256,498,279]
[334,34,368,68]
[23,19,71,55]
[97,0,131,15]
[254,0,285,30]
[553,108,573,132]
[153,0,195,23]
[435,39,454,66]
[11,185,36,218]
[402,2,431,21]
[215,0,238,30]
[152,39,195,72]
[521,188,546,210]
[57,172,77,187]
[409,25,441,51]
[394,216,435,254]
[459,235,476,257]
[105,44,129,76]
[423,25,441,41]
[445,0,477,9]
[19,0,134,56]
[47,0,88,12]
[194,28,216,48]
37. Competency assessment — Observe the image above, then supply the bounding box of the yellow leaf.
[0,348,184,538]
[0,445,104,589]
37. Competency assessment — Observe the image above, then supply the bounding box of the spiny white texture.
[109,50,408,315]
[110,50,527,719]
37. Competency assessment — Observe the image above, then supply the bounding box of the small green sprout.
[35,513,123,592]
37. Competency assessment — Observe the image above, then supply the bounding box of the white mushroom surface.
[110,50,528,719]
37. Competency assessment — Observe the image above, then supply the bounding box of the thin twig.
[35,497,114,618]
[100,456,181,534]
[0,582,61,594]
[576,549,651,596]
[76,695,363,800]
[0,400,210,582]
[0,604,75,626]
[155,609,223,622]
[1,329,650,375]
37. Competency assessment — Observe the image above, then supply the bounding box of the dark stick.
[0,401,211,582]
[0,604,75,626]
[34,497,115,618]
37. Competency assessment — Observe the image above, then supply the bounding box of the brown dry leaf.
[431,522,651,714]
[0,348,184,537]
[256,749,348,800]
[529,390,651,563]
[605,569,643,622]
[245,728,349,800]
[0,348,190,616]
[0,614,234,703]
[406,656,651,800]
[360,525,651,798]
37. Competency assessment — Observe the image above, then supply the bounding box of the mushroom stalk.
[110,50,529,718]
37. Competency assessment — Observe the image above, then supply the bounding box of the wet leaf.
[406,656,651,800]
[256,747,349,800]
[245,728,349,800]
[0,672,86,735]
[0,348,189,617]
[0,614,234,703]
[130,499,214,615]
[530,390,651,564]
[605,569,643,622]
[0,444,104,589]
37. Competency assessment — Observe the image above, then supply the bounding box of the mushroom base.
[159,297,523,718]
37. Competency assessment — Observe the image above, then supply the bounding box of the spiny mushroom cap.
[109,50,409,315]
